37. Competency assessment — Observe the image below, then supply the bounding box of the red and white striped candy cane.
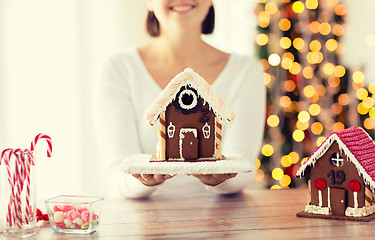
[1,148,12,165]
[27,133,52,223]
[30,133,52,157]
[0,148,14,165]
[12,149,24,229]
[1,148,14,227]
[23,149,35,224]
[17,149,32,225]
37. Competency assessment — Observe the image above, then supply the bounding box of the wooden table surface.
[7,187,375,239]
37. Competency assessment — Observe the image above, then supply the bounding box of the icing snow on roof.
[296,126,375,189]
[145,68,235,126]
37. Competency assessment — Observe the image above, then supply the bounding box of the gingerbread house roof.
[296,126,375,189]
[145,68,235,126]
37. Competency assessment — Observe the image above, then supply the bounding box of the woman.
[94,0,265,198]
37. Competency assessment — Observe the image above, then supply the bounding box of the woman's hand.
[131,174,174,186]
[191,173,238,186]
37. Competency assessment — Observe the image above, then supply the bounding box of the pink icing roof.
[296,126,375,189]
[145,68,235,126]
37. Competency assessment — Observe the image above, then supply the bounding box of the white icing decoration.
[304,204,330,215]
[202,122,211,139]
[354,191,358,209]
[330,153,343,167]
[167,122,175,138]
[180,128,197,137]
[166,158,186,161]
[327,187,331,209]
[179,128,198,160]
[178,89,198,110]
[318,190,322,207]
[345,205,375,217]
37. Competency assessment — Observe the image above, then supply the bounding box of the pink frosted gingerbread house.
[296,126,375,221]
[145,68,234,161]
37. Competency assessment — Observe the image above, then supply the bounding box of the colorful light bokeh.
[254,0,374,189]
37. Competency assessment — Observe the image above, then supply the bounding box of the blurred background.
[0,0,374,198]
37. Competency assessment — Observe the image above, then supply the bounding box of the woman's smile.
[169,3,196,13]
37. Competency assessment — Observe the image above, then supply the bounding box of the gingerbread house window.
[178,89,198,110]
[173,86,202,115]
[330,152,343,167]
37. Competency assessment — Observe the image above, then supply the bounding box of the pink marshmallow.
[53,205,63,212]
[66,209,79,221]
[62,204,76,212]
[80,211,90,223]
[78,207,88,214]
[55,222,65,228]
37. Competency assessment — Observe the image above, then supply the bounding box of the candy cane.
[27,133,52,224]
[30,133,52,157]
[1,149,14,227]
[17,149,31,225]
[0,148,13,165]
[13,149,23,229]
[23,149,34,224]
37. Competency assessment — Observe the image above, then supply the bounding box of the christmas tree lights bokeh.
[254,0,375,189]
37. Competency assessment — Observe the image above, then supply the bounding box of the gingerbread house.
[296,126,375,221]
[145,68,234,161]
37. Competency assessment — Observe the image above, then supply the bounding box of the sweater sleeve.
[205,56,266,195]
[93,56,156,198]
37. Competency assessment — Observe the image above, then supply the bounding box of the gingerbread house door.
[330,188,346,216]
[179,128,198,160]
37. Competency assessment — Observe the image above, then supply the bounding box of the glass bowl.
[45,195,104,234]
